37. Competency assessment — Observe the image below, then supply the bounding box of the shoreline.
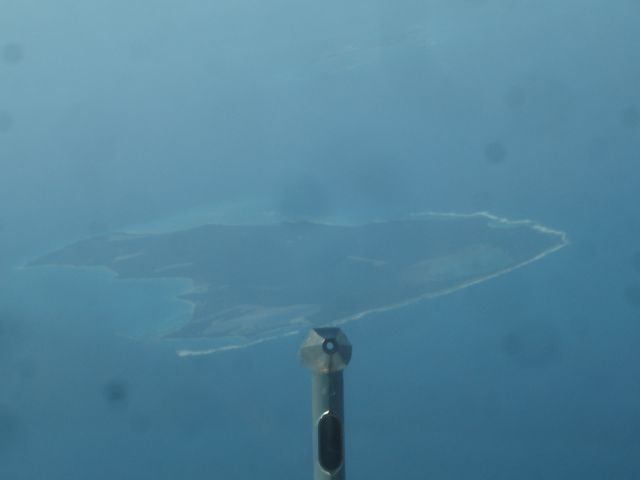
[23,210,569,355]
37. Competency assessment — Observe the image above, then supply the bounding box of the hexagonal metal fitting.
[300,327,352,374]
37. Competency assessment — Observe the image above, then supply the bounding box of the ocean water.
[2,0,640,479]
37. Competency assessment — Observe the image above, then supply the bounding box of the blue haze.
[1,0,640,478]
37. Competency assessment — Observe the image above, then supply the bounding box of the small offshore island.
[29,212,567,353]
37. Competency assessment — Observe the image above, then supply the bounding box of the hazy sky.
[2,0,639,263]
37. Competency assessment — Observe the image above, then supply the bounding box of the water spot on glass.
[0,111,13,133]
[623,284,640,308]
[104,380,130,407]
[484,141,507,164]
[620,106,640,128]
[504,85,526,111]
[2,43,23,65]
[500,328,561,367]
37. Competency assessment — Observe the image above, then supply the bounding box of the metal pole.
[300,328,352,480]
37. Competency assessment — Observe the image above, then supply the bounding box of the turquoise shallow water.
[4,265,192,342]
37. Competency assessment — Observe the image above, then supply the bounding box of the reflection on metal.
[318,411,343,473]
[300,328,352,480]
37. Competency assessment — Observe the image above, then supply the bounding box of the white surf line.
[175,213,568,357]
[333,212,569,327]
[176,330,299,357]
[411,210,569,243]
[153,262,194,274]
[21,210,567,357]
[113,251,145,263]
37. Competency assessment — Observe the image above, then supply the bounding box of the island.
[29,212,568,353]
